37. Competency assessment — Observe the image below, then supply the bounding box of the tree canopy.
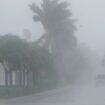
[0,34,57,87]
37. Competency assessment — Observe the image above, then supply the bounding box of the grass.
[0,83,58,99]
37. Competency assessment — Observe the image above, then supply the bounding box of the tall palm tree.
[30,0,76,47]
[30,0,77,84]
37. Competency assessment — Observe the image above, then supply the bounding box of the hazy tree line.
[0,0,94,88]
[0,34,58,87]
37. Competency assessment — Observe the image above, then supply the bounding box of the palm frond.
[50,1,70,10]
[48,0,59,8]
[42,0,51,9]
[30,3,44,16]
[46,9,71,25]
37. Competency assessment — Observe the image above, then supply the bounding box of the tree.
[0,34,58,88]
[0,34,30,86]
[30,0,77,85]
[29,42,58,87]
[30,0,77,48]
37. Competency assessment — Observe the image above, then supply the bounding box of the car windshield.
[0,0,105,105]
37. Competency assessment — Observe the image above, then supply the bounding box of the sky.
[0,0,105,57]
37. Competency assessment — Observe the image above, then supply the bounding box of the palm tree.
[30,0,77,47]
[30,0,77,84]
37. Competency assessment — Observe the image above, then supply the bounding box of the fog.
[0,0,105,56]
[0,0,105,105]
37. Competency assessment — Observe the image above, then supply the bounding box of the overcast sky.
[0,0,105,57]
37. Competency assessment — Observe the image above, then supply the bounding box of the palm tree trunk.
[15,70,18,86]
[5,69,9,87]
[18,70,22,87]
[26,72,30,87]
[22,70,26,87]
[9,70,13,86]
[32,71,36,86]
[30,72,34,86]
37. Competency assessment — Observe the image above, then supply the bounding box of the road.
[0,85,105,105]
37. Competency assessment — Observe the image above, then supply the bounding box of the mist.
[0,0,105,56]
[0,0,105,105]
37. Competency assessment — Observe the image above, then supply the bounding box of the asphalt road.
[1,85,105,105]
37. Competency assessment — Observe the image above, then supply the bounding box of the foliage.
[30,0,77,85]
[30,0,77,49]
[0,34,58,88]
